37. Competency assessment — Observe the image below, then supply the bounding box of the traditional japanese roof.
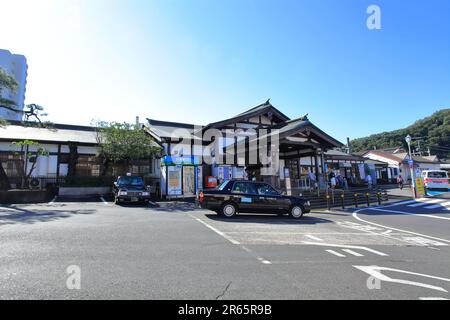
[0,122,98,145]
[203,100,290,130]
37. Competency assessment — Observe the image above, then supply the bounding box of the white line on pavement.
[304,235,324,242]
[419,297,449,300]
[424,201,450,210]
[189,215,240,245]
[303,242,388,256]
[48,196,57,205]
[369,208,450,221]
[391,200,420,206]
[407,199,445,208]
[326,250,346,258]
[354,265,450,293]
[353,211,450,244]
[188,215,273,265]
[342,249,364,257]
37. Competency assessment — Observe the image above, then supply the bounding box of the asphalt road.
[1,194,450,300]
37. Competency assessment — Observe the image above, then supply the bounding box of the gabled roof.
[0,123,98,145]
[145,119,201,141]
[203,100,290,130]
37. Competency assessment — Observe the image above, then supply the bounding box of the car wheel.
[290,205,304,219]
[222,203,237,218]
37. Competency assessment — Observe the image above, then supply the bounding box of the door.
[183,166,195,196]
[231,182,260,213]
[256,183,290,213]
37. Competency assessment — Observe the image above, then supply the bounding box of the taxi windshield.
[118,176,144,186]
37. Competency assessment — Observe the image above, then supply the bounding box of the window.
[428,172,448,179]
[232,182,257,195]
[257,184,279,196]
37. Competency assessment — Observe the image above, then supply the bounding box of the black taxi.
[199,180,311,219]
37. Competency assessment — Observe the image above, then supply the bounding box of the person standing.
[366,174,373,190]
[397,175,404,190]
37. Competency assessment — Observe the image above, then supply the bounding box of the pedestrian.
[342,176,349,190]
[308,170,317,191]
[397,175,404,190]
[330,176,337,190]
[366,174,373,190]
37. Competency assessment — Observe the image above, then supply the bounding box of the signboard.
[416,178,425,197]
[167,166,182,196]
[408,159,414,169]
[162,156,199,166]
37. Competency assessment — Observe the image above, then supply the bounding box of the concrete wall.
[58,187,111,197]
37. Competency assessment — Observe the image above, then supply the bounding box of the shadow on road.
[144,201,199,212]
[0,205,96,226]
[204,213,333,225]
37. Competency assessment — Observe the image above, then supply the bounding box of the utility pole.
[405,135,416,199]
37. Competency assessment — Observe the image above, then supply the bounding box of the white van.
[421,170,449,190]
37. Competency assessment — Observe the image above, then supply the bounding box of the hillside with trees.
[351,108,450,159]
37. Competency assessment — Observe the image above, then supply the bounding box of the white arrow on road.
[354,265,450,293]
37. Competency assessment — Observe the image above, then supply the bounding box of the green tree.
[12,140,49,189]
[1,67,51,190]
[0,67,20,189]
[96,122,162,175]
[350,109,450,159]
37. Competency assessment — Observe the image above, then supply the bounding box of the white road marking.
[257,257,272,265]
[326,250,346,258]
[424,201,450,210]
[354,265,450,293]
[408,199,444,207]
[189,215,272,265]
[419,297,449,300]
[353,210,450,244]
[391,200,420,206]
[401,237,447,247]
[342,249,364,257]
[48,196,57,205]
[305,235,324,242]
[303,242,388,256]
[382,230,393,235]
[189,215,240,245]
[367,208,450,221]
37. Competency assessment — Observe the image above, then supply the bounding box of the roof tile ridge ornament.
[286,113,310,123]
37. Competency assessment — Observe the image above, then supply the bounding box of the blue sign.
[162,156,200,166]
[408,159,414,168]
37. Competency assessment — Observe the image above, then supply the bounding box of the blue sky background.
[1,0,449,143]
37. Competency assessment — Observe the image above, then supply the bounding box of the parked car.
[421,170,450,190]
[113,175,151,204]
[198,180,311,219]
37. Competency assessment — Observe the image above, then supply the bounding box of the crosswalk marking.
[392,200,419,206]
[326,250,346,258]
[342,249,364,257]
[424,201,450,210]
[408,199,444,207]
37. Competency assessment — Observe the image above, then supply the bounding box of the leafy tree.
[11,140,49,189]
[350,109,450,159]
[1,67,51,190]
[96,122,162,175]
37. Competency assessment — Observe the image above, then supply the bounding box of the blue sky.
[1,0,449,143]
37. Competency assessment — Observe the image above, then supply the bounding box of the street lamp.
[405,135,416,198]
